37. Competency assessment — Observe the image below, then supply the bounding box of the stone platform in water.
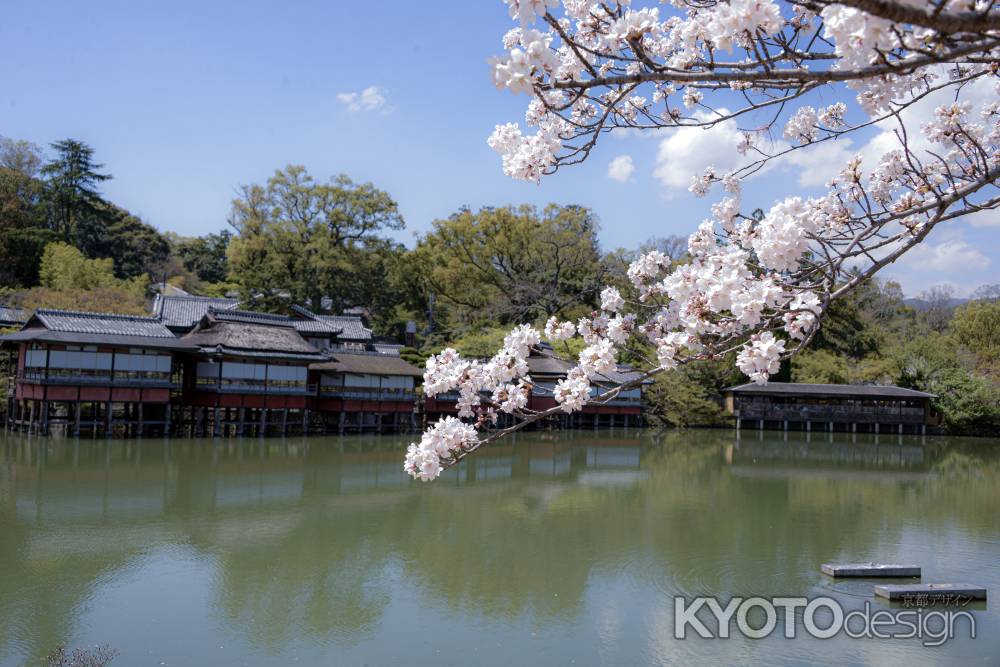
[821,563,920,578]
[874,583,987,601]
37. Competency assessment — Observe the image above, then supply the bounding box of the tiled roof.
[725,382,936,399]
[0,305,27,326]
[153,294,239,330]
[33,309,177,338]
[311,353,423,377]
[373,343,403,356]
[316,315,371,340]
[527,353,650,385]
[207,308,296,327]
[292,319,339,335]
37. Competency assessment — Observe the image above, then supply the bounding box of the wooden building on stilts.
[1,309,196,436]
[177,309,328,437]
[310,352,423,433]
[526,351,648,429]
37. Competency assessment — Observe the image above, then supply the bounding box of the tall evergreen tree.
[40,139,111,241]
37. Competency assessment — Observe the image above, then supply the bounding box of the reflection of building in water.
[724,382,937,435]
[725,435,934,482]
[3,436,649,525]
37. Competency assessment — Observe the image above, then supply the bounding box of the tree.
[175,230,232,284]
[2,242,148,316]
[226,165,404,312]
[40,139,111,241]
[415,204,603,326]
[73,204,171,280]
[919,285,959,333]
[403,1,1000,480]
[0,136,44,177]
[951,299,1000,376]
[897,333,1000,434]
[0,166,54,287]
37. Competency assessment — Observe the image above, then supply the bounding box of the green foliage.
[399,346,429,367]
[450,327,511,359]
[8,243,150,315]
[645,362,730,428]
[950,299,1000,376]
[415,204,603,327]
[226,165,405,313]
[174,230,231,284]
[41,139,112,241]
[76,204,170,279]
[895,332,1000,434]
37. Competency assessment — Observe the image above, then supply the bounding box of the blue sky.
[2,0,997,296]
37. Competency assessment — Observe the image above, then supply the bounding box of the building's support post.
[105,401,113,436]
[875,422,879,435]
[164,404,172,436]
[40,401,49,436]
[281,408,288,435]
[921,424,926,436]
[338,411,345,435]
[213,408,221,438]
[736,417,741,431]
[27,400,36,435]
[237,408,245,437]
[301,409,309,434]
[196,407,204,438]
[898,423,903,435]
[137,402,145,438]
[259,408,267,436]
[74,402,82,437]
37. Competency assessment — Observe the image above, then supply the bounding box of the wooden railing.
[737,404,926,424]
[18,371,176,388]
[319,387,416,402]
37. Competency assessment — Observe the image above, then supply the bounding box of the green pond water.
[1,429,998,666]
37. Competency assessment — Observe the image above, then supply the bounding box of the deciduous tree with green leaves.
[226,165,405,312]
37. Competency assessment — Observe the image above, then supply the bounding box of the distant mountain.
[902,297,970,311]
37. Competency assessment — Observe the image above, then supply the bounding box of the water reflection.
[1,431,999,666]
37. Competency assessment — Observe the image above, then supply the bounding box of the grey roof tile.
[0,305,27,326]
[34,309,176,338]
[724,382,935,399]
[154,295,239,329]
[316,315,371,340]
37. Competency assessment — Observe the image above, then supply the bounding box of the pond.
[1,430,998,666]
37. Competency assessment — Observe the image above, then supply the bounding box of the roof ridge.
[35,308,164,323]
[165,295,238,301]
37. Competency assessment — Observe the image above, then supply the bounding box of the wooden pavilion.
[723,382,938,435]
[1,309,196,436]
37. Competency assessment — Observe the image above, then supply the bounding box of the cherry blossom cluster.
[404,416,480,481]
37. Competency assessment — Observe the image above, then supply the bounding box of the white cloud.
[857,68,997,169]
[607,155,635,183]
[784,137,856,187]
[963,208,1000,227]
[337,85,388,113]
[654,116,748,192]
[897,236,990,273]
